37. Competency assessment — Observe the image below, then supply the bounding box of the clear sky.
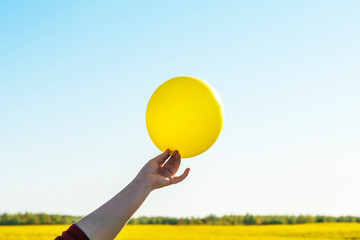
[1,1,359,218]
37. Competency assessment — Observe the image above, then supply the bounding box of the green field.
[1,223,360,240]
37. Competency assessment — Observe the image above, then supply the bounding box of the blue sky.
[1,1,359,217]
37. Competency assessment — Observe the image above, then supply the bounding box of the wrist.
[132,174,153,195]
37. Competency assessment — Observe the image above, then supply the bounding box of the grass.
[0,223,360,240]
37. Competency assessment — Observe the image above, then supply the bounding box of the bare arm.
[76,149,190,240]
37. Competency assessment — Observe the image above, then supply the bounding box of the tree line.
[1,213,360,225]
[0,213,81,225]
[128,214,360,225]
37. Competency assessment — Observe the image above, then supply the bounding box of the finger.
[163,150,180,174]
[170,168,190,185]
[169,151,181,175]
[152,149,170,164]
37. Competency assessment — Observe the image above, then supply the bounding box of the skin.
[76,149,190,240]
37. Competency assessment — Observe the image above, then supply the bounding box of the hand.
[137,149,190,191]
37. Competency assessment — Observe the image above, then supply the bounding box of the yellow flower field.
[1,223,360,240]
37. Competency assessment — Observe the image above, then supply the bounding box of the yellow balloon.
[146,76,224,158]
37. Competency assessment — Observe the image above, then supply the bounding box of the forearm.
[76,176,151,240]
[73,150,189,240]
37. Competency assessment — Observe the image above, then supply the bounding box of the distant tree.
[204,215,218,225]
[177,218,186,225]
[243,214,257,225]
[286,215,297,224]
[296,215,307,224]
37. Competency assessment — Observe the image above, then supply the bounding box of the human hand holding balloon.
[140,76,223,190]
[137,149,190,190]
[68,76,222,240]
